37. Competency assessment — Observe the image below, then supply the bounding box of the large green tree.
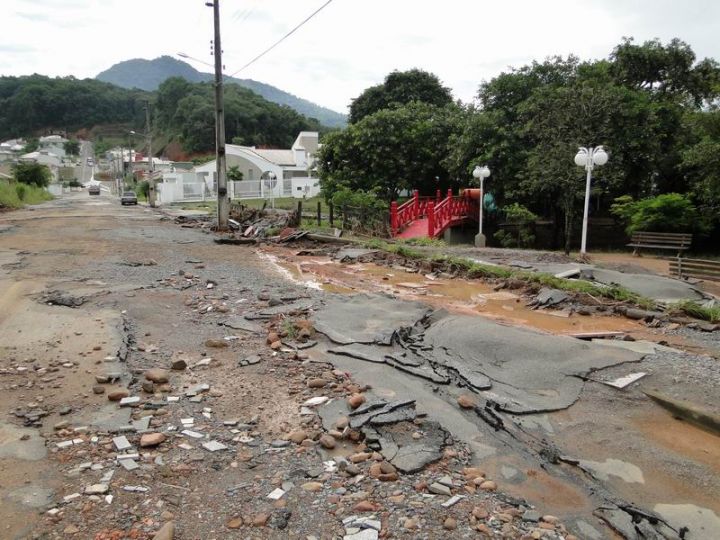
[13,162,51,187]
[319,102,461,202]
[348,69,454,124]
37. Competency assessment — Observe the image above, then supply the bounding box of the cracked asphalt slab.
[315,295,641,414]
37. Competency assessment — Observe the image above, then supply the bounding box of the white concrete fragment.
[113,436,132,451]
[303,396,329,407]
[267,488,285,500]
[202,440,227,452]
[441,495,465,508]
[181,429,203,439]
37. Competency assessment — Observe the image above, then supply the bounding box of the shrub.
[13,162,51,187]
[494,203,538,248]
[611,193,705,234]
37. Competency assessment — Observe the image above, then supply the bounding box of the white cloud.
[3,0,720,114]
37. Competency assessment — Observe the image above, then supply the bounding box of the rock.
[171,359,187,371]
[107,388,129,401]
[347,393,366,409]
[402,517,419,530]
[319,434,336,449]
[463,467,485,479]
[354,500,376,512]
[226,517,243,529]
[429,482,452,496]
[92,385,105,394]
[266,332,280,345]
[54,421,69,430]
[142,381,155,393]
[140,433,167,447]
[457,394,476,409]
[145,368,169,384]
[349,452,371,463]
[252,513,269,527]
[270,341,282,350]
[85,484,109,495]
[288,429,308,444]
[153,522,175,540]
[472,506,489,519]
[307,378,328,388]
[479,480,497,491]
[301,482,323,492]
[542,515,560,524]
[344,463,361,476]
[205,339,228,348]
[522,510,541,522]
[443,517,457,530]
[335,416,349,429]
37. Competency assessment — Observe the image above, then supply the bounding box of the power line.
[227,0,334,78]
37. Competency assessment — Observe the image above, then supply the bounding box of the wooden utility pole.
[145,102,157,207]
[211,0,229,230]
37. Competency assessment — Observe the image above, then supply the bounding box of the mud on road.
[0,193,718,540]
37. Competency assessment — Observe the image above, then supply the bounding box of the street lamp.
[472,165,491,247]
[574,146,608,254]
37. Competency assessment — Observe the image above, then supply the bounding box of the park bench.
[627,231,692,257]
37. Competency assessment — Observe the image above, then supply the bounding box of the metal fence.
[182,182,212,202]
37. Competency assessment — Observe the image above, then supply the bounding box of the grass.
[668,300,720,323]
[362,238,656,309]
[0,181,53,209]
[397,237,447,247]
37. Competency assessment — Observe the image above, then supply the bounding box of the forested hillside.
[0,75,149,139]
[0,74,324,153]
[96,56,347,128]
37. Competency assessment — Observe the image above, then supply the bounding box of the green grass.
[0,181,53,209]
[668,300,720,323]
[362,239,656,309]
[397,237,447,247]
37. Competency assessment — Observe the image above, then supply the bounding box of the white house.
[177,132,322,201]
[38,135,68,159]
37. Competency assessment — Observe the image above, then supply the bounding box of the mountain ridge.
[96,56,346,128]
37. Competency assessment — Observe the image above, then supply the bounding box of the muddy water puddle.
[265,248,655,338]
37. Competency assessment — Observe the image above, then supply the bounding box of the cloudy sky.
[2,0,719,113]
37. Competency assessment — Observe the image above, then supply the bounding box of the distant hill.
[96,56,347,128]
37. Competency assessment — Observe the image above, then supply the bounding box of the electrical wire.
[227,0,334,77]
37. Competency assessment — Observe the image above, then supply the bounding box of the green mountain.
[96,56,347,128]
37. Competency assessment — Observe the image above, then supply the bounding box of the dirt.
[2,195,718,540]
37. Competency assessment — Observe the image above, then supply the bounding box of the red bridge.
[390,189,480,239]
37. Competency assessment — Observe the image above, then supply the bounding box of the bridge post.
[436,189,441,202]
[413,190,420,218]
[447,188,453,201]
[427,201,435,238]
[390,201,398,234]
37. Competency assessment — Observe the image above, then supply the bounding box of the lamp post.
[574,146,608,254]
[472,165,491,247]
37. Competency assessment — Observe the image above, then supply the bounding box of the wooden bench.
[627,231,692,257]
[670,258,720,282]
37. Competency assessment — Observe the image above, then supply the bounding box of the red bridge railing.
[390,189,478,237]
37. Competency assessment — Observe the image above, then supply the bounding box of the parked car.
[120,191,138,205]
[88,185,100,195]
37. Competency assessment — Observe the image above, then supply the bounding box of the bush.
[494,203,538,248]
[13,162,51,187]
[611,193,705,234]
[137,181,150,199]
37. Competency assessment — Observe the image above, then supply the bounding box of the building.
[38,135,68,159]
[160,132,322,204]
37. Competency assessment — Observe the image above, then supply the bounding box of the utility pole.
[145,102,157,207]
[210,0,229,230]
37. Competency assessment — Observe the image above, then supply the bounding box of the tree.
[349,69,453,123]
[64,140,80,156]
[227,165,244,182]
[13,162,51,187]
[318,102,461,203]
[23,138,38,153]
[610,193,703,234]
